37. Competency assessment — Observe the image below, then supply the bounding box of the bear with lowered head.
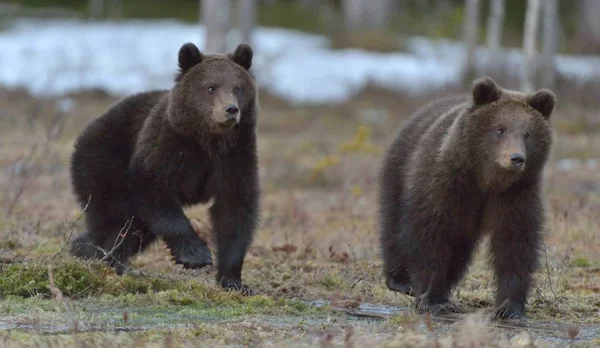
[378,76,556,319]
[69,42,260,294]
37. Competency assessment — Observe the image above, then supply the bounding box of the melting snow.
[1,18,600,105]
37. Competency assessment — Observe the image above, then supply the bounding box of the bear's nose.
[225,105,239,117]
[510,153,526,167]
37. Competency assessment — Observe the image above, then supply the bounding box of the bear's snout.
[510,153,526,168]
[225,104,240,122]
[496,133,527,172]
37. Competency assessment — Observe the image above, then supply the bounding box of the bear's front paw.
[386,276,414,296]
[219,277,255,296]
[493,301,525,320]
[167,238,213,269]
[415,297,464,316]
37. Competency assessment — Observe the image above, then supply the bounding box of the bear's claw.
[167,237,213,269]
[415,297,464,316]
[219,278,255,296]
[492,301,524,320]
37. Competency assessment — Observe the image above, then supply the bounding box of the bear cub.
[378,76,556,319]
[69,42,260,294]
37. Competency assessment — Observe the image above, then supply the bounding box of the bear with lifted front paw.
[378,76,556,319]
[69,42,260,294]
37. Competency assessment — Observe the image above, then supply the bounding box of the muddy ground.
[0,85,598,347]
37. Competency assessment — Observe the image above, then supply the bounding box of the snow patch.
[1,19,600,105]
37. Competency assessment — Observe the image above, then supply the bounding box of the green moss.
[571,257,592,267]
[0,238,20,249]
[0,261,330,332]
[318,275,343,290]
[0,261,102,297]
[117,274,174,294]
[0,261,201,299]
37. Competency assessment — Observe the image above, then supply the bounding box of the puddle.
[0,299,598,345]
[308,299,600,345]
[0,321,196,334]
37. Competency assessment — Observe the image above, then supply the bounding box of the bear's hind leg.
[98,221,157,275]
[70,212,111,260]
[380,210,413,295]
[71,230,105,260]
[386,264,413,296]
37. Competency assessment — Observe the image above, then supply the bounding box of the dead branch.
[99,217,133,262]
[53,194,91,259]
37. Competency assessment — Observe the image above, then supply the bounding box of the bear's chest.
[176,154,217,206]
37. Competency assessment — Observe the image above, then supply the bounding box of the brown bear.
[378,76,555,319]
[69,42,260,294]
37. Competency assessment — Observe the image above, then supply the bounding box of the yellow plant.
[339,125,383,155]
[351,185,363,197]
[311,155,341,181]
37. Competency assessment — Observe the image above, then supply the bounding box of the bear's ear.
[228,43,253,70]
[177,42,204,75]
[526,89,556,120]
[472,76,502,106]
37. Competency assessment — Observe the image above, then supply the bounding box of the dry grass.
[0,85,599,347]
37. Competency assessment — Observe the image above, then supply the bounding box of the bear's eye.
[525,132,530,139]
[208,87,216,93]
[234,87,240,94]
[496,128,505,136]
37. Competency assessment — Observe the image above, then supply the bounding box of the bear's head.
[465,76,555,190]
[168,42,257,136]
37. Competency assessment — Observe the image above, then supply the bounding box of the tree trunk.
[89,0,104,19]
[109,0,123,20]
[541,0,558,89]
[202,0,231,54]
[342,0,366,31]
[365,0,390,29]
[435,0,452,17]
[342,0,390,31]
[462,0,480,82]
[486,0,504,53]
[521,0,542,93]
[298,0,318,9]
[577,0,600,54]
[238,0,257,45]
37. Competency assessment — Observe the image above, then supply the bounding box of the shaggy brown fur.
[378,76,555,319]
[69,43,260,294]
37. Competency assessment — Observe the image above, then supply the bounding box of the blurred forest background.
[1,0,600,104]
[1,0,599,56]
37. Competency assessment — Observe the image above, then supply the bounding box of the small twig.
[99,218,133,262]
[543,243,558,300]
[53,195,91,259]
[350,278,363,290]
[5,170,40,217]
[70,284,94,299]
[47,264,71,311]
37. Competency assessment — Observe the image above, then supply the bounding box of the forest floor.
[0,86,599,347]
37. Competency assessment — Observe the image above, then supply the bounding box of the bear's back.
[70,90,168,209]
[384,95,470,181]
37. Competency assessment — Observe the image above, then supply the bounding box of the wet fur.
[378,77,555,319]
[69,43,260,294]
